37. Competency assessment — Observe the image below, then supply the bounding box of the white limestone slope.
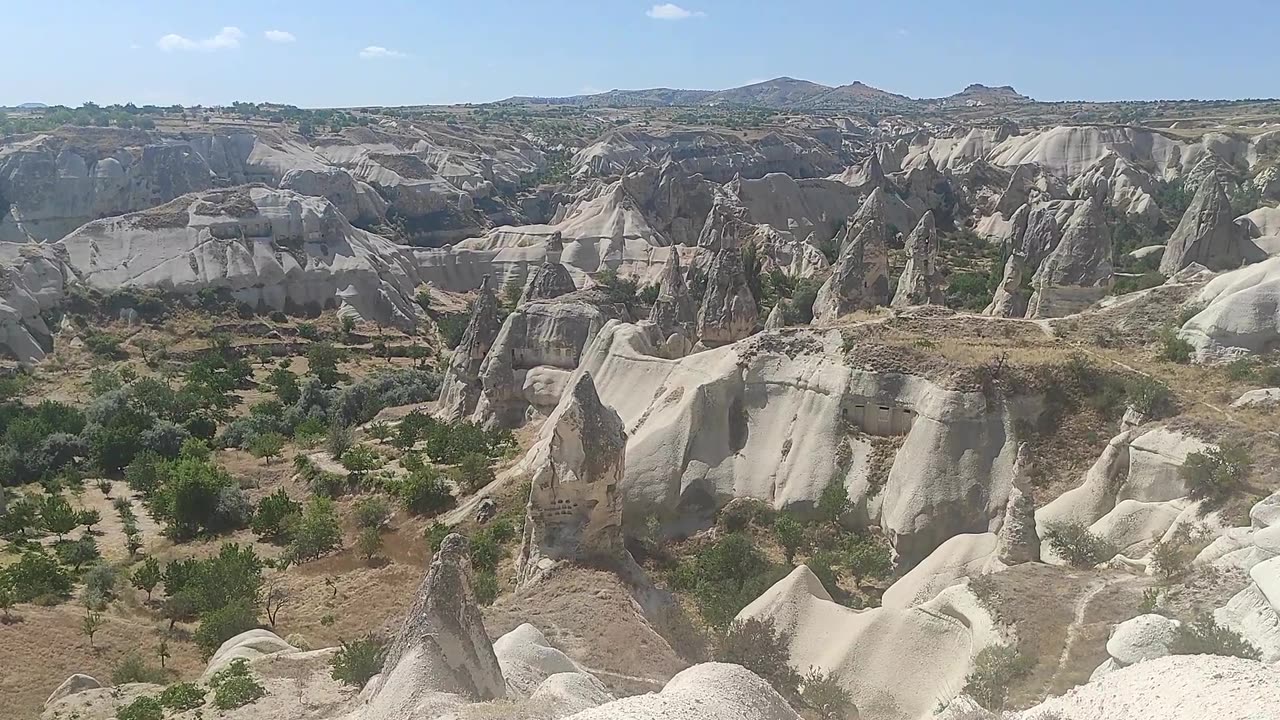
[56,187,424,330]
[578,321,1037,563]
[1180,254,1280,360]
[738,565,999,720]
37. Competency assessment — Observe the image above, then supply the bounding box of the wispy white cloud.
[157,26,245,52]
[895,28,910,37]
[359,45,406,59]
[264,30,297,43]
[646,3,705,20]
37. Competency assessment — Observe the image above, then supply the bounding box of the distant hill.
[15,102,48,109]
[498,77,1031,112]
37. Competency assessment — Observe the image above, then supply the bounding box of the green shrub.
[210,658,266,709]
[112,652,170,685]
[330,636,386,687]
[195,600,259,659]
[964,644,1034,711]
[1157,326,1194,363]
[115,695,164,720]
[150,455,251,540]
[773,514,806,562]
[82,562,118,609]
[2,550,73,602]
[353,495,392,530]
[356,526,384,562]
[473,570,499,605]
[131,557,162,601]
[719,498,768,533]
[800,669,855,720]
[453,452,495,494]
[251,489,302,543]
[1172,614,1261,660]
[1181,443,1250,507]
[841,534,893,580]
[714,618,800,702]
[288,496,342,562]
[1125,376,1175,418]
[395,467,455,516]
[1043,521,1116,567]
[158,676,204,707]
[816,480,848,524]
[425,522,451,552]
[248,432,286,464]
[672,533,783,627]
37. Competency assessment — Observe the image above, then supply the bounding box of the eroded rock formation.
[520,233,577,304]
[696,199,758,346]
[436,275,501,421]
[515,372,626,586]
[1025,195,1114,318]
[984,252,1028,317]
[811,192,891,322]
[1160,174,1263,274]
[891,210,944,307]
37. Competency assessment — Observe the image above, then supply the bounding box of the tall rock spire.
[696,221,759,347]
[520,232,576,304]
[811,191,890,323]
[1026,196,1114,318]
[649,244,696,339]
[1159,174,1263,274]
[435,276,501,420]
[984,252,1029,318]
[891,211,944,307]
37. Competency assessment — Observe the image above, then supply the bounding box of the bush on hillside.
[964,643,1034,711]
[330,636,387,687]
[1171,614,1261,660]
[1181,443,1250,507]
[1042,521,1116,568]
[714,617,801,702]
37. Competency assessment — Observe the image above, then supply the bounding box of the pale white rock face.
[363,534,505,719]
[1070,151,1160,225]
[985,125,1206,181]
[1089,613,1181,680]
[738,566,999,720]
[882,532,999,609]
[1025,196,1114,319]
[730,172,861,249]
[983,252,1028,317]
[1036,426,1206,563]
[436,276,502,421]
[514,372,626,586]
[473,292,624,428]
[562,663,801,720]
[57,187,424,329]
[1159,174,1264,275]
[1215,555,1280,662]
[44,674,101,708]
[1180,254,1280,360]
[279,167,387,226]
[201,629,299,681]
[0,241,67,362]
[812,190,891,322]
[580,321,1036,564]
[494,623,593,698]
[891,210,944,308]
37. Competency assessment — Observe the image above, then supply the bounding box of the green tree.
[307,342,342,386]
[251,489,302,543]
[340,445,380,484]
[81,608,105,647]
[288,497,342,562]
[264,367,301,405]
[395,467,455,516]
[714,618,801,702]
[816,480,848,525]
[1181,443,1250,507]
[454,452,495,494]
[773,514,805,562]
[131,557,162,601]
[248,432,286,465]
[329,636,386,687]
[77,508,102,532]
[41,494,79,541]
[195,600,258,659]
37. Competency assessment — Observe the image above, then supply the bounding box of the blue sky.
[3,1,1276,107]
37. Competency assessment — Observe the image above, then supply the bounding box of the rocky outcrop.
[1179,255,1280,360]
[436,276,501,421]
[890,211,944,307]
[44,674,101,707]
[996,447,1040,565]
[580,321,1036,565]
[995,163,1068,218]
[0,242,68,363]
[59,186,423,326]
[648,245,696,342]
[1159,174,1263,274]
[983,252,1028,318]
[515,372,626,586]
[696,199,758,346]
[812,192,891,322]
[279,167,387,226]
[1025,196,1114,318]
[365,533,505,717]
[764,303,786,330]
[520,233,576,304]
[1091,614,1181,680]
[474,289,626,427]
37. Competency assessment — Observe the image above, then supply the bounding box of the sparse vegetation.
[963,643,1034,711]
[714,617,801,702]
[1171,614,1262,660]
[1042,520,1117,568]
[330,636,387,687]
[209,658,266,710]
[1181,443,1250,507]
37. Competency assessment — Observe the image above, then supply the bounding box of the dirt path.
[1048,574,1134,690]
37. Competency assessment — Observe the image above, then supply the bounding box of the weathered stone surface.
[44,674,101,708]
[812,192,891,322]
[515,372,626,587]
[696,200,758,346]
[764,303,786,330]
[0,242,67,363]
[648,244,696,340]
[1026,196,1114,318]
[367,533,505,717]
[436,275,501,421]
[520,233,576,304]
[891,210,944,307]
[1160,174,1263,274]
[984,252,1028,317]
[279,167,387,226]
[996,447,1040,565]
[474,290,625,428]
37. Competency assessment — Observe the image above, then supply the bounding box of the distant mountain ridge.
[500,77,1032,111]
